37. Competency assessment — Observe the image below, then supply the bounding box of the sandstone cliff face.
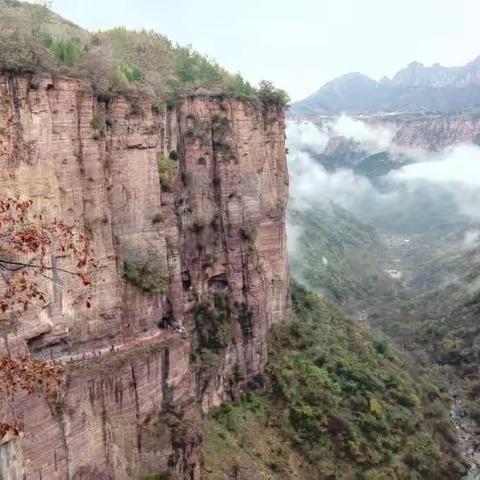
[0,74,289,479]
[384,115,480,150]
[317,114,480,154]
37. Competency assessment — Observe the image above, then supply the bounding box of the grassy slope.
[202,284,467,479]
[202,395,315,480]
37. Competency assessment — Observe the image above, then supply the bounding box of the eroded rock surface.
[0,74,289,479]
[382,115,480,150]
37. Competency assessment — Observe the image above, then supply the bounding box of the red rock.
[0,75,289,479]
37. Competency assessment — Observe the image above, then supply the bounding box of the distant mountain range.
[291,56,480,116]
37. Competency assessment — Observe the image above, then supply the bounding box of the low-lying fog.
[287,116,480,236]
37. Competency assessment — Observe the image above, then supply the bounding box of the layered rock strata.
[0,73,289,480]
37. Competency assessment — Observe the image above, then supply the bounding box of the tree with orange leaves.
[0,196,95,437]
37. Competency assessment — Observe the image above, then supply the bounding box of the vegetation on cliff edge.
[123,246,167,294]
[0,0,289,107]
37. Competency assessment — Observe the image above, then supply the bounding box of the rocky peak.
[291,54,480,116]
[390,59,480,88]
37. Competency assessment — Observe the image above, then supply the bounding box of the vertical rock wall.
[0,74,289,479]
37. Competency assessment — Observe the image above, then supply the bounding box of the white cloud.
[463,230,480,249]
[288,149,374,210]
[393,144,480,187]
[287,121,329,154]
[287,118,480,234]
[330,114,395,152]
[391,144,480,219]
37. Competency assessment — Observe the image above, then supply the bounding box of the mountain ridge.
[291,56,480,116]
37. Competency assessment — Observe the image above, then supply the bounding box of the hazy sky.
[51,0,479,101]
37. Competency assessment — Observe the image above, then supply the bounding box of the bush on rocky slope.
[123,247,167,294]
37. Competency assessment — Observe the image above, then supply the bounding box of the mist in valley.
[287,117,480,238]
[3,1,480,478]
[287,116,480,478]
[286,115,480,317]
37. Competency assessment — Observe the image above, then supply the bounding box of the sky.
[51,0,480,101]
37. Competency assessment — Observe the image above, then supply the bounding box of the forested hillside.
[202,284,467,479]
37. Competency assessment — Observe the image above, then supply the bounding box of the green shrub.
[192,294,232,354]
[233,362,244,382]
[90,114,105,140]
[119,65,144,82]
[139,474,170,480]
[212,115,230,132]
[404,435,442,474]
[157,153,178,188]
[201,282,466,479]
[0,5,291,108]
[257,80,290,107]
[211,115,232,153]
[90,114,104,130]
[226,73,255,97]
[264,282,464,477]
[123,247,167,294]
[0,30,50,72]
[47,37,84,67]
[198,349,220,367]
[236,302,253,337]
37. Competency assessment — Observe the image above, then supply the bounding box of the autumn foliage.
[0,197,94,314]
[0,357,63,438]
[0,196,94,437]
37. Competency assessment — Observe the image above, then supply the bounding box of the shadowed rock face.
[0,74,289,479]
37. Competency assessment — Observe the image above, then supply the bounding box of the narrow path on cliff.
[37,329,187,365]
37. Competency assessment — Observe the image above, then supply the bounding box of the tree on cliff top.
[0,196,95,438]
[257,80,290,107]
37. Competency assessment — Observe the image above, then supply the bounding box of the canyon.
[288,78,480,478]
[0,73,289,480]
[0,2,478,478]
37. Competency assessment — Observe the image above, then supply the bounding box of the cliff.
[0,73,289,479]
[384,114,480,150]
